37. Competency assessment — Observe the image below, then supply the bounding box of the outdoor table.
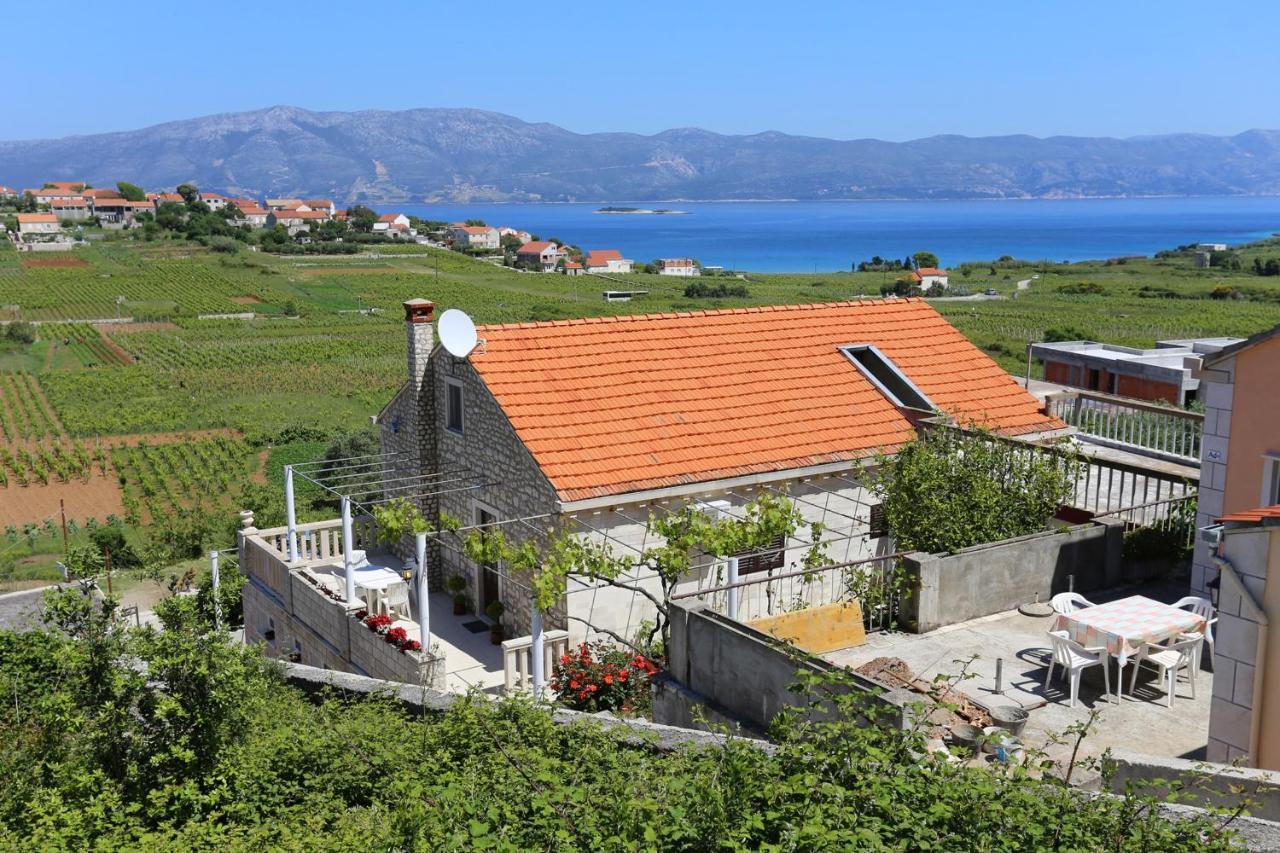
[351,566,408,614]
[1050,595,1205,702]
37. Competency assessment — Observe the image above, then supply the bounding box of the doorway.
[475,507,501,617]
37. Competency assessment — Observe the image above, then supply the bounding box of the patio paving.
[414,590,505,693]
[826,580,1211,776]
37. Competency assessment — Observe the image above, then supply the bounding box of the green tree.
[463,218,487,227]
[866,429,1077,554]
[116,181,146,202]
[913,250,939,268]
[348,205,378,232]
[176,183,200,206]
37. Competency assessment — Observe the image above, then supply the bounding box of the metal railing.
[671,552,905,634]
[1095,493,1199,549]
[1046,390,1203,464]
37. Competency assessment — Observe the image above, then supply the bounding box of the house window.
[1264,454,1280,506]
[445,380,464,433]
[736,534,785,576]
[840,345,934,411]
[868,503,889,538]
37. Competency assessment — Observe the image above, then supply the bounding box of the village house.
[584,249,634,274]
[657,257,700,276]
[91,198,155,227]
[25,187,86,205]
[16,212,62,236]
[199,192,229,210]
[1032,337,1242,406]
[82,188,124,200]
[49,198,92,221]
[301,198,336,216]
[266,198,304,211]
[151,192,186,206]
[498,226,533,244]
[911,267,949,289]
[1190,324,1280,601]
[450,224,501,251]
[372,297,1063,644]
[235,205,270,227]
[563,259,584,275]
[515,240,566,271]
[0,185,20,199]
[374,213,412,235]
[268,208,329,235]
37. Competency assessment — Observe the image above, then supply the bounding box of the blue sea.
[400,197,1280,273]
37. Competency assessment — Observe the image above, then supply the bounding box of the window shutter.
[737,534,785,575]
[869,503,889,538]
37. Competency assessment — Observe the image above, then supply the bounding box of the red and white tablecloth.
[1050,595,1205,665]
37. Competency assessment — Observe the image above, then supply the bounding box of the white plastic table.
[1051,595,1204,702]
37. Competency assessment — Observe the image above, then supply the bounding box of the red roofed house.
[152,192,186,206]
[200,192,229,211]
[515,240,565,272]
[302,199,336,216]
[911,267,949,289]
[236,206,270,228]
[49,198,92,221]
[657,257,699,276]
[372,297,1064,642]
[17,212,62,235]
[584,249,634,274]
[91,199,154,227]
[268,208,329,235]
[82,188,125,200]
[0,186,18,199]
[449,223,500,251]
[374,213,411,234]
[26,187,86,204]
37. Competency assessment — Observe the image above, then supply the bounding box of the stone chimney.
[403,298,435,390]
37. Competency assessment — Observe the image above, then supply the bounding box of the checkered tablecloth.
[1051,595,1205,665]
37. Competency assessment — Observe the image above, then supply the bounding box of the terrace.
[240,515,568,693]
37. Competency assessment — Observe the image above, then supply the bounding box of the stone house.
[1191,324,1280,600]
[16,213,61,235]
[49,198,92,221]
[375,297,1063,645]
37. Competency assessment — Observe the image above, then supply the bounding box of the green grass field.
[0,237,1275,441]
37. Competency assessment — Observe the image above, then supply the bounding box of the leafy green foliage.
[0,591,1239,849]
[868,429,1078,554]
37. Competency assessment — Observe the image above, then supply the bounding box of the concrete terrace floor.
[826,580,1211,776]
[414,590,505,693]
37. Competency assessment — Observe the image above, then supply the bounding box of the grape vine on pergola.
[282,451,878,695]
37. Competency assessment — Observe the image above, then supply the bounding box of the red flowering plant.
[385,626,408,646]
[550,642,660,715]
[363,613,393,634]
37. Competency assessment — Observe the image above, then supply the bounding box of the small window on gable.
[445,380,464,433]
[840,345,934,411]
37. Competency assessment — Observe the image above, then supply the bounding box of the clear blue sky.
[6,1,1277,141]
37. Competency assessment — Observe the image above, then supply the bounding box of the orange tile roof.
[585,249,624,267]
[82,188,124,199]
[469,299,1063,501]
[18,213,59,223]
[517,240,557,254]
[1220,505,1280,523]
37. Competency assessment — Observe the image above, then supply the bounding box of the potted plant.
[486,600,505,644]
[446,574,468,615]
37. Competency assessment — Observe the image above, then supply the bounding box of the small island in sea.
[595,206,689,215]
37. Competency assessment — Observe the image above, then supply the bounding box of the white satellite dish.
[438,308,479,357]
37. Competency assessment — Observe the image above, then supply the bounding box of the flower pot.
[452,597,466,615]
[489,627,504,645]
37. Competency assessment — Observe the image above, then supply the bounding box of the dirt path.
[95,327,136,365]
[26,375,67,437]
[0,470,124,527]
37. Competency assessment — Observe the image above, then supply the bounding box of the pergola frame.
[279,454,877,696]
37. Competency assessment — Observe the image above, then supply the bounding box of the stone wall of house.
[427,352,560,638]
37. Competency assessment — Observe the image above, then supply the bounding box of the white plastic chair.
[1171,596,1216,669]
[1128,636,1202,708]
[1050,592,1096,616]
[1044,632,1111,708]
[380,582,412,620]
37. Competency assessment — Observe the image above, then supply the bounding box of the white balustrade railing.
[1046,390,1203,463]
[502,629,570,693]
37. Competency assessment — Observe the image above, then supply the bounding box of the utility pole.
[104,549,113,597]
[59,499,69,558]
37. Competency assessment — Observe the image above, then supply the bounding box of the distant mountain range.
[4,106,1280,203]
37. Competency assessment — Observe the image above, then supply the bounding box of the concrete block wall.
[1207,527,1271,764]
[1192,356,1235,598]
[902,521,1123,633]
